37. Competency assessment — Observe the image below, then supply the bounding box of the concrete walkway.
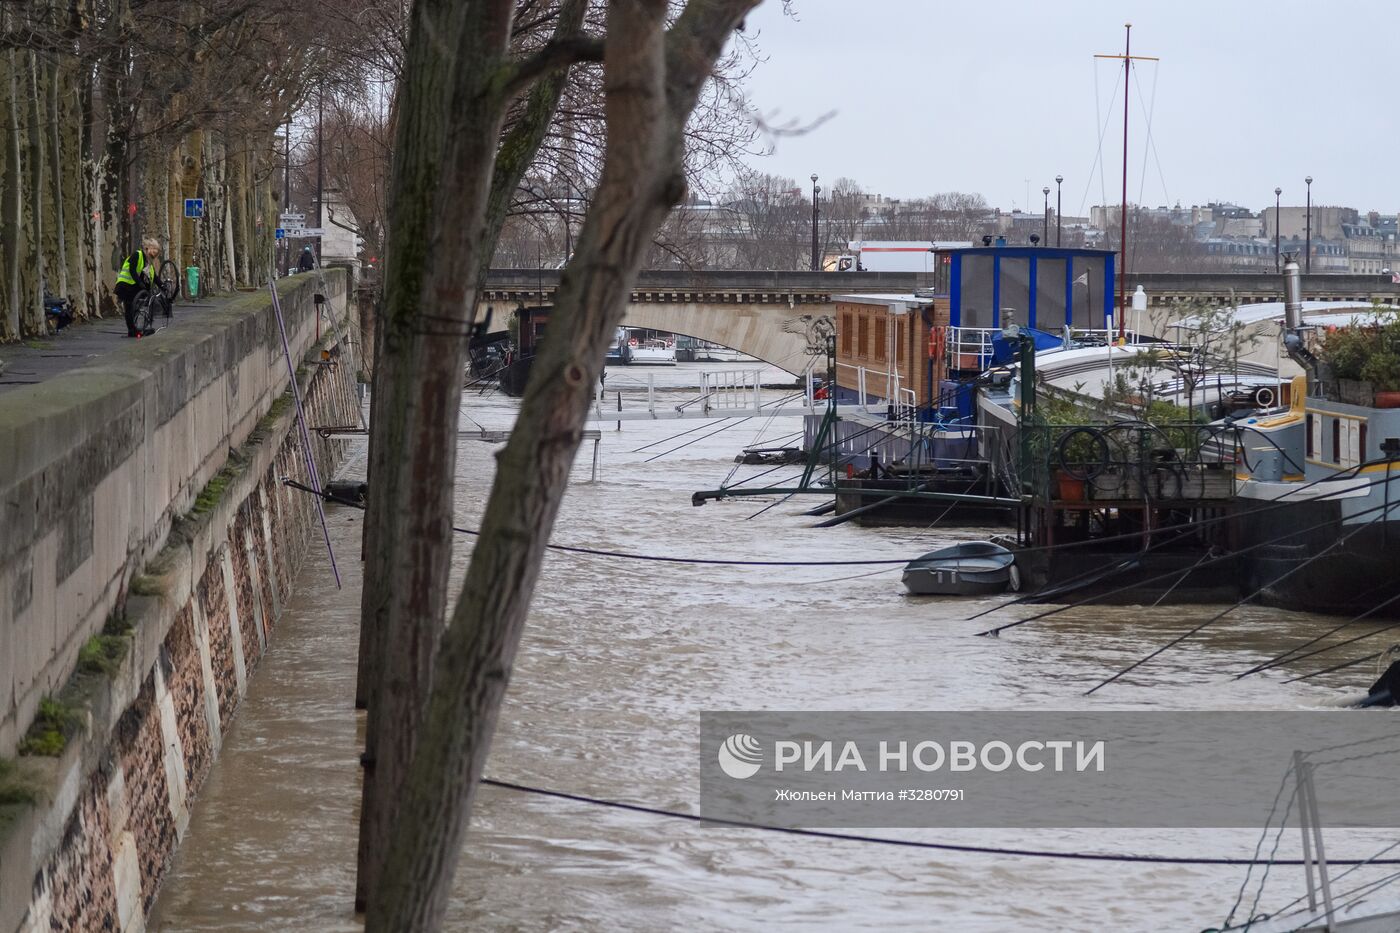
[0,292,247,393]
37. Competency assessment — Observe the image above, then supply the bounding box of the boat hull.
[902,567,1012,596]
[902,542,1017,596]
[628,347,677,365]
[1236,495,1400,615]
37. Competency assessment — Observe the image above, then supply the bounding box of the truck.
[835,240,972,273]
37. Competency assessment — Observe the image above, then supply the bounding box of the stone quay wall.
[0,272,360,932]
[0,271,346,758]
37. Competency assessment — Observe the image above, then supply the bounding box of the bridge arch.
[618,301,824,374]
[478,270,926,375]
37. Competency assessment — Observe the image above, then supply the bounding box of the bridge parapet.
[1127,271,1400,307]
[481,269,932,306]
[484,268,1400,310]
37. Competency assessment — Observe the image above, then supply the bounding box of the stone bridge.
[479,268,1400,372]
[479,270,927,373]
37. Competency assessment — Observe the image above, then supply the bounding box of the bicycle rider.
[115,236,165,338]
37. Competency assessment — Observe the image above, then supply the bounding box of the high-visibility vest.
[116,251,147,287]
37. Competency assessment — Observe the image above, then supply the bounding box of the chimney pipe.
[1281,252,1316,376]
[1283,253,1303,330]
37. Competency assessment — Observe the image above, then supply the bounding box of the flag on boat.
[1074,272,1089,285]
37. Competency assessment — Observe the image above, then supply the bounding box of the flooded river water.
[150,363,1398,932]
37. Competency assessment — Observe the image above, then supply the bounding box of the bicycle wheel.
[158,260,180,302]
[133,290,155,336]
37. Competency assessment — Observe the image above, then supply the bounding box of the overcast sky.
[738,1,1399,216]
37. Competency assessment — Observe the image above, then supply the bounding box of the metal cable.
[479,777,1400,866]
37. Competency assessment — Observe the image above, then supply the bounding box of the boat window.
[896,316,908,366]
[1306,413,1315,458]
[999,257,1031,330]
[959,254,995,327]
[1361,422,1368,463]
[1332,418,1341,463]
[840,311,853,356]
[1035,258,1067,331]
[1070,256,1107,329]
[874,317,887,362]
[857,314,869,359]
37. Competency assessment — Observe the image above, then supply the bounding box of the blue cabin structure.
[943,245,1116,332]
[829,245,1121,416]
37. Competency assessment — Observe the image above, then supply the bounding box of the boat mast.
[1095,24,1157,343]
[1119,24,1130,341]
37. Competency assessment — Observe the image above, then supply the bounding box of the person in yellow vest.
[115,237,164,337]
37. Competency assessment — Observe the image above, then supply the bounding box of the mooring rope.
[1084,503,1394,695]
[977,479,1400,638]
[478,777,1400,867]
[283,479,913,566]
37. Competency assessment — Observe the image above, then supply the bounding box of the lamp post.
[1042,186,1050,245]
[562,178,572,265]
[1274,186,1282,273]
[810,174,821,272]
[1055,174,1063,246]
[1305,175,1313,274]
[315,83,324,266]
[282,120,290,275]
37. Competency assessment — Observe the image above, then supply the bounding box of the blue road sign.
[184,198,204,219]
[275,228,285,240]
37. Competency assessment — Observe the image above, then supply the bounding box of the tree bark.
[47,49,68,304]
[354,0,590,707]
[364,1,758,929]
[354,0,507,913]
[22,49,45,333]
[2,48,20,338]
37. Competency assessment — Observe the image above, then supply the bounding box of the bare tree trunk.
[47,51,68,301]
[22,49,45,333]
[95,52,125,317]
[2,49,20,338]
[61,63,86,312]
[354,0,591,706]
[145,136,170,255]
[355,0,607,911]
[354,0,506,913]
[364,2,757,929]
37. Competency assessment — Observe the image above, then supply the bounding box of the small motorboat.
[902,541,1018,596]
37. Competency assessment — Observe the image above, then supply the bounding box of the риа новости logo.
[717,733,763,779]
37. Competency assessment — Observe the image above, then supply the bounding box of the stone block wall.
[0,334,360,933]
[0,271,347,759]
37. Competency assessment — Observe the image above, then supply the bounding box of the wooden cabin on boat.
[832,245,1118,410]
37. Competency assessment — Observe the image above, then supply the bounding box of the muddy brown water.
[149,363,1400,932]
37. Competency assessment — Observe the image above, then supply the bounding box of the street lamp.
[1274,186,1282,273]
[810,174,821,272]
[1055,174,1063,246]
[1305,175,1313,274]
[1042,186,1050,245]
[562,178,573,265]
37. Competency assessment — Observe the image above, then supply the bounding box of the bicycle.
[131,260,181,336]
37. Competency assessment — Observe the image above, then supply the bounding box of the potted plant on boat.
[1317,307,1400,408]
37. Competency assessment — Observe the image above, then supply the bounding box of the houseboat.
[1225,257,1400,615]
[818,243,1281,530]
